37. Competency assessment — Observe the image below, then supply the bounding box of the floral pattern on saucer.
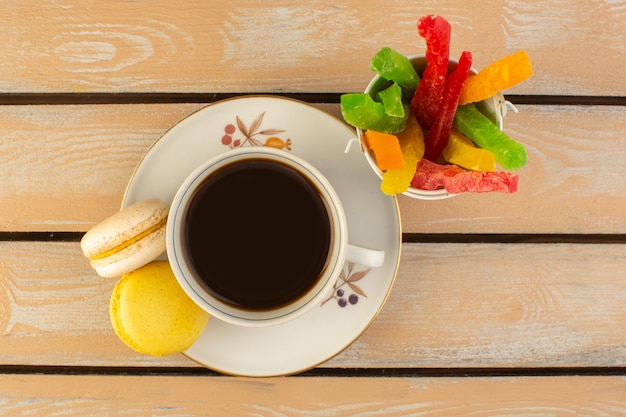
[220,112,292,150]
[321,262,371,308]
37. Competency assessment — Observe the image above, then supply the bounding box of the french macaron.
[110,261,210,356]
[80,198,168,278]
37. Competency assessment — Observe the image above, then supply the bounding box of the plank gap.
[301,367,626,378]
[402,233,626,244]
[1,365,625,378]
[0,93,340,105]
[506,95,626,106]
[1,232,625,244]
[0,93,622,106]
[0,232,84,242]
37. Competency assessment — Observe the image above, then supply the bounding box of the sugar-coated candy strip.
[453,103,527,170]
[442,128,495,172]
[381,115,424,195]
[411,159,518,194]
[376,82,406,118]
[364,130,404,171]
[340,93,407,134]
[423,50,473,162]
[370,47,420,93]
[341,93,383,128]
[409,15,451,129]
[459,50,533,105]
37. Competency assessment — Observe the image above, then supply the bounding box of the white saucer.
[123,96,401,377]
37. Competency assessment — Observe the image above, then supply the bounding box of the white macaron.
[81,198,168,278]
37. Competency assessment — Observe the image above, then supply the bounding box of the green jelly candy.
[340,93,407,134]
[372,111,408,134]
[341,93,383,128]
[370,47,419,93]
[376,82,406,118]
[453,103,527,170]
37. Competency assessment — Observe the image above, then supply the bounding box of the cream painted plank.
[400,104,626,233]
[328,242,626,368]
[0,0,623,95]
[0,103,204,231]
[0,241,191,368]
[1,375,626,416]
[0,104,624,234]
[1,242,625,368]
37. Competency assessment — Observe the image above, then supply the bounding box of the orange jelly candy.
[459,50,533,105]
[381,115,425,195]
[364,130,404,171]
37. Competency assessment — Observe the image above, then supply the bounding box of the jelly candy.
[460,50,533,105]
[453,103,527,170]
[341,47,415,134]
[410,15,451,129]
[381,114,424,195]
[340,93,407,134]
[442,128,495,172]
[341,15,531,196]
[370,47,419,93]
[364,130,404,170]
[423,50,472,162]
[376,82,407,118]
[341,93,384,130]
[411,159,518,194]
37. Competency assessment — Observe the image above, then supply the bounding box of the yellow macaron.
[81,198,168,278]
[110,261,210,356]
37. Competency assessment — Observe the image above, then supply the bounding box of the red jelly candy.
[423,50,473,162]
[411,159,518,194]
[410,15,451,129]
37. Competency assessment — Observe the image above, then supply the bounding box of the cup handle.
[346,244,385,268]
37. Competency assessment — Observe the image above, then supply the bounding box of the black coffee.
[183,159,332,311]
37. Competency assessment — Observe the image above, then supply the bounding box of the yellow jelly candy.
[442,128,496,172]
[381,115,425,195]
[459,50,533,105]
[364,130,405,171]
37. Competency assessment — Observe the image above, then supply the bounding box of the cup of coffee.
[167,147,385,327]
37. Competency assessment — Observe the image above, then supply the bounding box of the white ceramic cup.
[167,147,385,327]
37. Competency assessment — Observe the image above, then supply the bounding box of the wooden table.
[2,1,625,414]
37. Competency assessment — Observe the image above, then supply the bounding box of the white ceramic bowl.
[358,55,507,200]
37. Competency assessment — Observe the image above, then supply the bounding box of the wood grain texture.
[1,242,625,369]
[1,0,624,412]
[1,374,626,416]
[332,242,626,368]
[0,104,624,234]
[0,0,623,95]
[400,104,626,233]
[0,103,204,231]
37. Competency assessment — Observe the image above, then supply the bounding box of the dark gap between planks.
[1,232,625,244]
[402,233,626,244]
[0,365,625,378]
[0,93,622,106]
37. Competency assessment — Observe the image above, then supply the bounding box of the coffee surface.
[184,159,332,311]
